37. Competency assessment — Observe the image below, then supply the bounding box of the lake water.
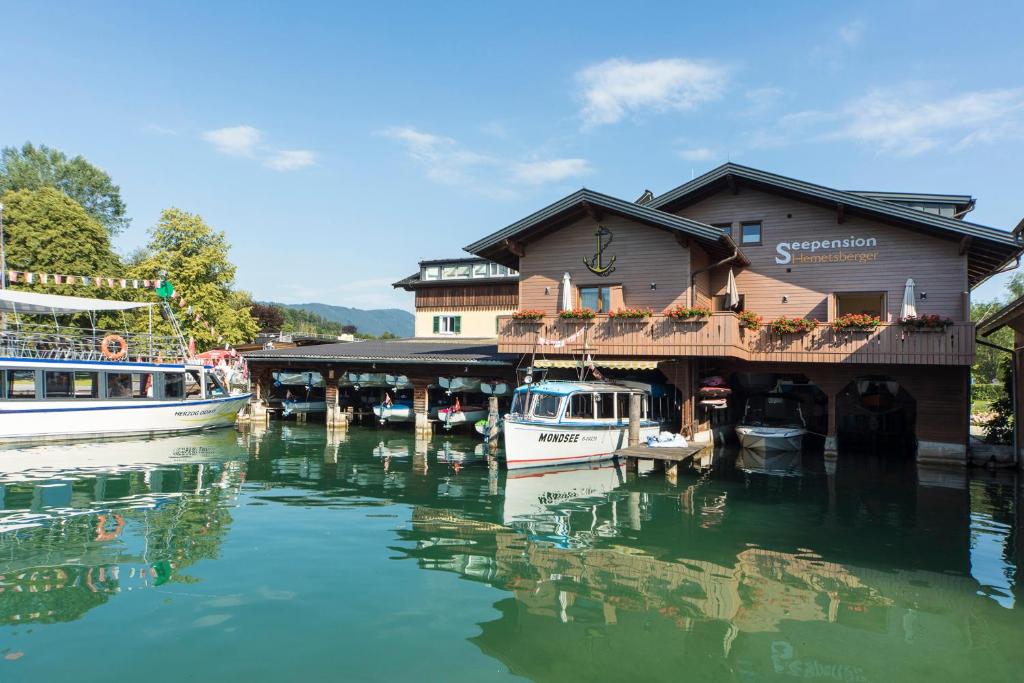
[0,424,1021,682]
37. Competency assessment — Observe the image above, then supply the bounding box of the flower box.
[559,307,596,321]
[511,309,546,322]
[769,316,819,335]
[608,307,653,320]
[738,311,763,331]
[830,313,881,333]
[899,314,954,332]
[663,305,712,323]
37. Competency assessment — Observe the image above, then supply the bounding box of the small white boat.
[437,405,487,429]
[734,393,807,452]
[474,418,502,437]
[373,399,414,423]
[282,400,327,416]
[503,380,663,470]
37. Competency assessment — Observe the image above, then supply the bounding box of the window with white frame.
[433,315,462,335]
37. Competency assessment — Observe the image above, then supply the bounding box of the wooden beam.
[503,238,526,257]
[959,235,972,255]
[836,202,846,224]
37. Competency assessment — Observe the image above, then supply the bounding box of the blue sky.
[3,1,1023,310]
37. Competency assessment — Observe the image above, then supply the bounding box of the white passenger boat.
[0,290,250,444]
[734,393,807,452]
[503,380,663,470]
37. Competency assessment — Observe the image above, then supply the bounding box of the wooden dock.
[613,445,707,462]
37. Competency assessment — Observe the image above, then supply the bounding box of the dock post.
[628,394,641,448]
[487,396,500,453]
[412,378,432,439]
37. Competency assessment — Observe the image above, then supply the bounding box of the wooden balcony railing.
[498,314,975,366]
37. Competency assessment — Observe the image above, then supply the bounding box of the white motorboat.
[437,404,487,429]
[734,393,807,452]
[502,380,663,470]
[0,290,250,444]
[373,399,414,423]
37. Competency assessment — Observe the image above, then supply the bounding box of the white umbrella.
[725,269,740,310]
[900,278,916,319]
[561,272,573,311]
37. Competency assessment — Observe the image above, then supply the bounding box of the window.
[106,372,153,399]
[741,222,762,245]
[566,393,594,419]
[74,372,99,398]
[834,292,885,319]
[165,373,186,399]
[205,373,226,398]
[510,392,525,415]
[596,393,616,419]
[579,286,611,313]
[45,371,75,398]
[6,370,36,399]
[422,266,440,281]
[617,393,630,422]
[185,370,203,399]
[530,394,562,419]
[472,263,489,277]
[433,315,461,335]
[442,264,471,279]
[714,222,733,238]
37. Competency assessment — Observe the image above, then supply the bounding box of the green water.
[0,424,1021,682]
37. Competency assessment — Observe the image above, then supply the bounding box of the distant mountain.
[277,302,414,337]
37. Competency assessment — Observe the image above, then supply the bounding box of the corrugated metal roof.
[463,187,747,267]
[243,338,513,365]
[977,295,1024,337]
[646,163,1020,286]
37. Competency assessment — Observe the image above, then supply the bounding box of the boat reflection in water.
[734,446,805,477]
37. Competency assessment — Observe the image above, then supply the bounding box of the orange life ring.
[101,334,128,361]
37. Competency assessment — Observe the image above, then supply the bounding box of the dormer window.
[422,266,440,280]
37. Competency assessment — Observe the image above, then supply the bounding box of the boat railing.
[0,327,187,364]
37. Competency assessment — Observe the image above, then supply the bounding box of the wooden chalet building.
[455,163,1022,465]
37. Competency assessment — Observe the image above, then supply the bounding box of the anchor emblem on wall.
[583,225,616,276]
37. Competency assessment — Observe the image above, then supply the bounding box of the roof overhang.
[0,289,153,315]
[977,295,1024,337]
[648,163,1021,288]
[464,188,748,269]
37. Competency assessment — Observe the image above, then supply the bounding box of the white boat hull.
[0,394,250,444]
[282,400,327,416]
[734,425,805,452]
[437,408,487,428]
[372,404,414,423]
[503,419,662,470]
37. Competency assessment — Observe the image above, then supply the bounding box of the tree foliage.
[251,303,285,331]
[129,208,258,348]
[972,300,1012,385]
[0,143,128,236]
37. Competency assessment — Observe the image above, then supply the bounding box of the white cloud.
[576,58,728,127]
[676,147,718,162]
[380,125,591,196]
[264,149,316,171]
[511,158,592,185]
[202,125,316,171]
[203,125,262,157]
[838,20,866,46]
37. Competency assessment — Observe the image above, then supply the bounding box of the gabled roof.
[464,188,747,268]
[648,163,1020,287]
[977,295,1024,337]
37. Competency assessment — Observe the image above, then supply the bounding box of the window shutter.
[432,316,439,334]
[453,316,461,334]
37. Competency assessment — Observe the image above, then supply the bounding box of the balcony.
[498,314,975,366]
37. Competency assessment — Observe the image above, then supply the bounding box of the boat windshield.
[743,395,804,428]
[510,392,525,415]
[529,393,562,419]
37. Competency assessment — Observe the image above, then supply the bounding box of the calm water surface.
[0,425,1021,682]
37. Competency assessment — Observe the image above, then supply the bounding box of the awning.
[535,358,660,370]
[0,289,153,315]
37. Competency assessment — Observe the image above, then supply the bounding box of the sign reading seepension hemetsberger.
[775,236,879,265]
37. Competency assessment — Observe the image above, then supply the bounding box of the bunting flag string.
[4,269,164,290]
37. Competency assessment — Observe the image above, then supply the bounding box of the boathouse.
[462,163,1021,465]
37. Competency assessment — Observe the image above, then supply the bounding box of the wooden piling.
[628,393,641,448]
[487,396,500,452]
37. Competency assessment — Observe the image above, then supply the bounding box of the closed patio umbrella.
[561,272,573,311]
[725,269,740,310]
[900,278,916,319]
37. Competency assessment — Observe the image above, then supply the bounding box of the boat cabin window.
[530,393,562,419]
[74,371,100,398]
[565,393,594,419]
[185,370,203,399]
[595,393,616,419]
[510,392,525,415]
[164,372,186,399]
[106,372,153,399]
[44,371,75,398]
[615,392,648,420]
[6,370,36,399]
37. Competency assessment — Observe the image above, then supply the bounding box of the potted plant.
[511,309,546,322]
[769,316,819,335]
[663,305,712,322]
[559,307,596,321]
[738,311,763,331]
[899,314,954,331]
[608,307,653,320]
[830,313,881,333]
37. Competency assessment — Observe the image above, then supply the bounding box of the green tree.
[0,187,121,291]
[0,143,128,236]
[129,208,258,349]
[972,300,1013,385]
